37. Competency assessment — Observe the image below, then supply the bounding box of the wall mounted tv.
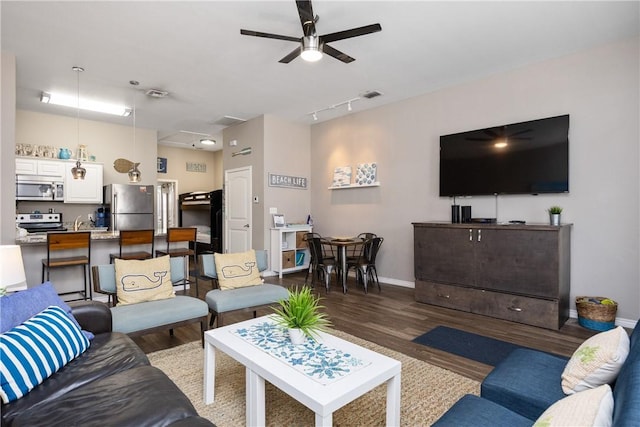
[439,114,569,197]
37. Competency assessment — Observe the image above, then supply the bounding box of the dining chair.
[41,231,91,300]
[304,233,335,284]
[155,227,198,295]
[356,232,377,261]
[347,236,383,293]
[306,235,337,293]
[365,237,384,292]
[109,229,155,263]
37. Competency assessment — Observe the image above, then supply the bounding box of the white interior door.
[224,166,252,253]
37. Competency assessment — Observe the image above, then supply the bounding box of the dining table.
[324,237,363,293]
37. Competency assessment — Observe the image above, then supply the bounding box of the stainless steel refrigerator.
[103,184,154,231]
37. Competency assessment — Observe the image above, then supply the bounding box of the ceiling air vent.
[362,90,383,99]
[212,116,246,127]
[145,89,169,98]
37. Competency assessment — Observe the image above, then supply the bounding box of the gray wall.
[310,38,640,320]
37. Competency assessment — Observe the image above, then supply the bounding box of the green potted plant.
[273,286,331,344]
[548,206,563,226]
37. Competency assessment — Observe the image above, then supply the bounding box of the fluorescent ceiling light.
[40,91,131,117]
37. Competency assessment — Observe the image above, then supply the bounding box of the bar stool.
[109,229,155,263]
[41,231,91,300]
[155,227,197,295]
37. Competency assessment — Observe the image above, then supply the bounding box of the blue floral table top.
[232,320,370,385]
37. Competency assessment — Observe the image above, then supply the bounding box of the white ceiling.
[2,1,638,152]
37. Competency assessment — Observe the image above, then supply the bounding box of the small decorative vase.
[550,214,561,226]
[288,328,306,345]
[58,148,71,159]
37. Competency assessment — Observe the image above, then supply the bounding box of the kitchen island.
[16,231,190,301]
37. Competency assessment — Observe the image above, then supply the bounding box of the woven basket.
[576,296,618,331]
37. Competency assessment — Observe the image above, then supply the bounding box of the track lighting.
[308,97,360,121]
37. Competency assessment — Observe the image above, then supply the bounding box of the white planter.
[288,328,307,345]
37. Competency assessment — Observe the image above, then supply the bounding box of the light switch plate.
[269,207,277,214]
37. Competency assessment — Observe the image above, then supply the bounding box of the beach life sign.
[268,173,308,189]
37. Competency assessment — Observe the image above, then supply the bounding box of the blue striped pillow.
[0,305,90,403]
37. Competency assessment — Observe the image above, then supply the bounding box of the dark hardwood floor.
[133,271,596,382]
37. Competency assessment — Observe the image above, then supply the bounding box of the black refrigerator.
[104,184,155,231]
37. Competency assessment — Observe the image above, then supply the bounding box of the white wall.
[16,110,157,187]
[310,38,640,320]
[1,52,16,244]
[157,145,222,193]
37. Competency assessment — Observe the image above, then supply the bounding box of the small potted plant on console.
[273,286,331,345]
[548,206,563,226]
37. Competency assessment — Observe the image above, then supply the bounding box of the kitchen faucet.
[74,215,83,231]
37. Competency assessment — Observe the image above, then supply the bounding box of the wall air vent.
[362,90,383,99]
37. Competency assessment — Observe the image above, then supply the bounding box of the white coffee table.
[204,315,402,427]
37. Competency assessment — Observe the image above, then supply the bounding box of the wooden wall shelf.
[328,182,380,190]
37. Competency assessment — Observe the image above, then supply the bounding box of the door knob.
[244,224,250,228]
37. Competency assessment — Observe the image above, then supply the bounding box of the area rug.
[412,326,534,367]
[148,329,479,426]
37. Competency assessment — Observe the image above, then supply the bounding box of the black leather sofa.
[1,301,214,427]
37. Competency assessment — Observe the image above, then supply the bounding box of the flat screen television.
[439,114,569,197]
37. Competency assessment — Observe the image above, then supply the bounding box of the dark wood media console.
[412,222,571,329]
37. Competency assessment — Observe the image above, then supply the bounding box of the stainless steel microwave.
[16,175,64,201]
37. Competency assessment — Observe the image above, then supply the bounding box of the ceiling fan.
[240,0,381,64]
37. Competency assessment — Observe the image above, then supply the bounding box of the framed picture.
[273,214,286,228]
[157,157,167,173]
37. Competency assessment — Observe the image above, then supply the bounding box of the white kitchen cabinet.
[64,163,104,204]
[16,158,65,178]
[270,225,312,278]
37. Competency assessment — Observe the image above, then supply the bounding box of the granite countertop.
[16,230,120,244]
[16,230,169,245]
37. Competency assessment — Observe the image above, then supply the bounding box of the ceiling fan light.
[301,36,322,62]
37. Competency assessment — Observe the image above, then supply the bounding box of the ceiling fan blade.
[296,0,316,35]
[322,44,355,63]
[321,23,382,43]
[279,46,302,63]
[240,29,300,43]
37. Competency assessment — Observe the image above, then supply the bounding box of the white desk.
[204,316,401,426]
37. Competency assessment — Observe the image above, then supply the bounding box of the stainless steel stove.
[16,213,67,233]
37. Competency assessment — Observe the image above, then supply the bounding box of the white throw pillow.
[561,326,629,394]
[534,384,613,427]
[114,255,175,306]
[214,250,264,290]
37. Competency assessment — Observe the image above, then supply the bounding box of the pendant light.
[71,66,87,180]
[128,80,141,183]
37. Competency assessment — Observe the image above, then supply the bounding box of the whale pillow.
[114,255,175,305]
[214,250,264,290]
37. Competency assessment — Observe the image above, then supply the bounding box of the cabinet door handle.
[477,229,482,242]
[469,229,473,241]
[508,306,523,312]
[437,293,451,299]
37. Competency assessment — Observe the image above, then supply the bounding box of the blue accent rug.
[412,326,533,366]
